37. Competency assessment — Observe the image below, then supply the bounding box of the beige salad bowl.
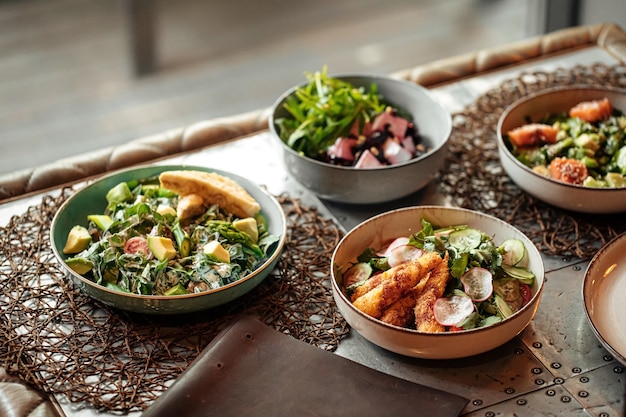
[331,205,545,359]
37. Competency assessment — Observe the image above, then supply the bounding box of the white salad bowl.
[331,205,545,359]
[497,85,626,214]
[269,74,452,204]
[50,164,286,315]
[582,231,626,366]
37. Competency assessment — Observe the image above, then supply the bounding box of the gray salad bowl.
[269,74,452,204]
[50,164,286,315]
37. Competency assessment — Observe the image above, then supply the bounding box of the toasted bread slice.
[159,170,261,218]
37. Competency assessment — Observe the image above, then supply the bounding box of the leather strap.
[0,368,59,417]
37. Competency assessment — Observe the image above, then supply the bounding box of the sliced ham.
[327,137,357,161]
[350,118,374,138]
[401,135,416,154]
[372,109,410,139]
[354,149,384,168]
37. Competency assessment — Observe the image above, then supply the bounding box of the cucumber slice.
[501,263,535,284]
[342,262,373,287]
[500,238,526,266]
[494,294,514,319]
[448,228,482,251]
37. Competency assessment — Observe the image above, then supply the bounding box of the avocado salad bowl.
[50,164,286,315]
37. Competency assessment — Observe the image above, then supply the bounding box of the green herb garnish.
[274,66,386,160]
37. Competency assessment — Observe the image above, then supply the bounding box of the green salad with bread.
[62,170,279,296]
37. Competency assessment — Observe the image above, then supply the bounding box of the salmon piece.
[507,123,559,147]
[351,252,442,319]
[414,253,451,333]
[548,157,588,185]
[569,98,612,123]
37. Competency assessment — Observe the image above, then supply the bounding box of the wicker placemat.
[439,62,626,259]
[1,62,625,414]
[0,190,348,413]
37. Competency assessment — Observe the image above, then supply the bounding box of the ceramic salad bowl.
[331,205,545,359]
[269,72,452,204]
[50,164,286,315]
[497,85,626,214]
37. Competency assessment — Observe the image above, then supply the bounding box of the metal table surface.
[1,46,625,417]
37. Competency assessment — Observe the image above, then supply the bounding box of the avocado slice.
[63,225,92,254]
[203,240,230,263]
[233,217,259,242]
[164,283,190,296]
[147,236,177,261]
[606,172,626,188]
[65,257,93,275]
[87,214,113,231]
[106,182,134,204]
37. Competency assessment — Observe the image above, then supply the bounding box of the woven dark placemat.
[0,189,348,413]
[439,62,626,259]
[1,62,625,414]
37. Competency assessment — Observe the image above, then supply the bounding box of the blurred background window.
[0,0,623,174]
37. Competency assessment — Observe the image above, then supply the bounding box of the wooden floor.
[0,0,530,175]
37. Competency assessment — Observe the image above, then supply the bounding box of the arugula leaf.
[275,66,386,159]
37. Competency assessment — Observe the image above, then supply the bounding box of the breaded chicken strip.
[380,287,419,327]
[414,252,451,333]
[380,274,430,327]
[352,252,442,319]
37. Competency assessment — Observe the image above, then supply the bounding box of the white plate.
[583,232,626,365]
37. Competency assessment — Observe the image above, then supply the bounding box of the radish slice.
[433,296,474,326]
[343,262,373,287]
[461,267,493,301]
[377,237,410,257]
[387,245,424,267]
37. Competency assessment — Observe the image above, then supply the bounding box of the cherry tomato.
[124,236,150,255]
[520,283,532,306]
